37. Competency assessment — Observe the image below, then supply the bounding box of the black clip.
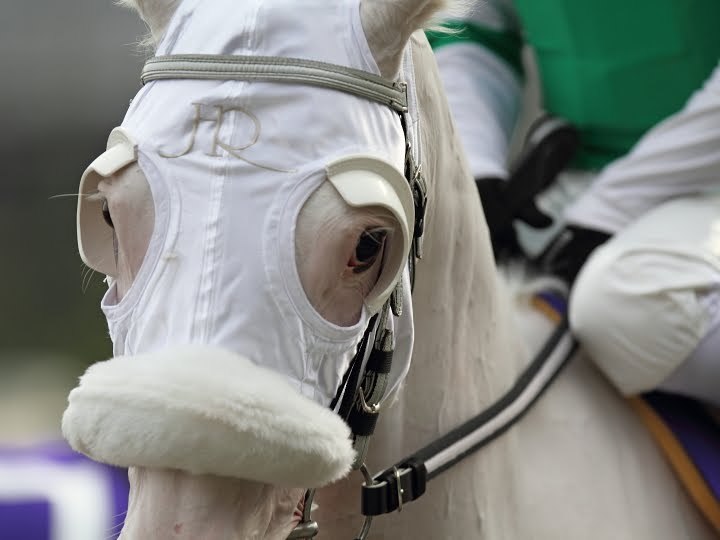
[360,459,427,516]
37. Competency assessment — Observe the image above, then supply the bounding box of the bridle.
[143,52,426,540]
[141,52,575,540]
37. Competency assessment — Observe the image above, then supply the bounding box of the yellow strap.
[530,295,563,324]
[628,397,720,534]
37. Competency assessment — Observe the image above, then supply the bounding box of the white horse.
[63,1,716,539]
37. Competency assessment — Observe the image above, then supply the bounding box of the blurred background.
[0,2,145,442]
[0,4,149,537]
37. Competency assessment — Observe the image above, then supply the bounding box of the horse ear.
[360,0,451,78]
[118,0,181,47]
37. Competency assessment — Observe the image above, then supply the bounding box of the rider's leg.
[660,304,720,405]
[430,3,523,180]
[569,195,720,406]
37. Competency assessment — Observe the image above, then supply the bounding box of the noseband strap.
[142,54,409,113]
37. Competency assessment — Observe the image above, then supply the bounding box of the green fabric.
[426,21,524,78]
[512,0,720,168]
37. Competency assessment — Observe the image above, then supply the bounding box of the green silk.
[513,0,720,167]
[430,1,720,168]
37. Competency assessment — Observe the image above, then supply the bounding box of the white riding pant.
[432,1,523,180]
[570,195,720,405]
[567,61,720,404]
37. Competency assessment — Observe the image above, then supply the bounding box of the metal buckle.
[287,521,319,539]
[287,490,318,539]
[358,387,381,415]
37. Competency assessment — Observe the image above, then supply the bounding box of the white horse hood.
[66,0,419,487]
[79,0,415,406]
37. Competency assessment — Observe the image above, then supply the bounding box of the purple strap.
[644,391,720,501]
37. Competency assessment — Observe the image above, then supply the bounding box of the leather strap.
[360,312,577,517]
[361,459,427,516]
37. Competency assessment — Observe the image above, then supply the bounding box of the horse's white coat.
[312,25,715,540]
[73,0,716,538]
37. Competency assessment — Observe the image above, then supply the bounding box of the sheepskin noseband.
[62,345,355,487]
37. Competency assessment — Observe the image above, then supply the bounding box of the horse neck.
[398,33,525,446]
[310,33,528,539]
[311,33,527,533]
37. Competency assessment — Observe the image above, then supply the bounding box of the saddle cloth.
[533,290,720,534]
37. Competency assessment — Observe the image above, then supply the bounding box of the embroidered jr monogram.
[159,103,291,172]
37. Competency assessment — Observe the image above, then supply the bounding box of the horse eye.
[102,199,114,229]
[351,229,387,274]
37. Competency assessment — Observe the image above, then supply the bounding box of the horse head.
[62,1,460,538]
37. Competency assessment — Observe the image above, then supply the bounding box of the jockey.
[428,1,720,406]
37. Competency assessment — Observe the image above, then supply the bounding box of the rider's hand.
[476,176,549,261]
[476,116,580,262]
[535,224,611,284]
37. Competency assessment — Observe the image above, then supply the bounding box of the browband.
[141,54,409,113]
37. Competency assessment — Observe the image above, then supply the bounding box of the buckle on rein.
[288,314,577,540]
